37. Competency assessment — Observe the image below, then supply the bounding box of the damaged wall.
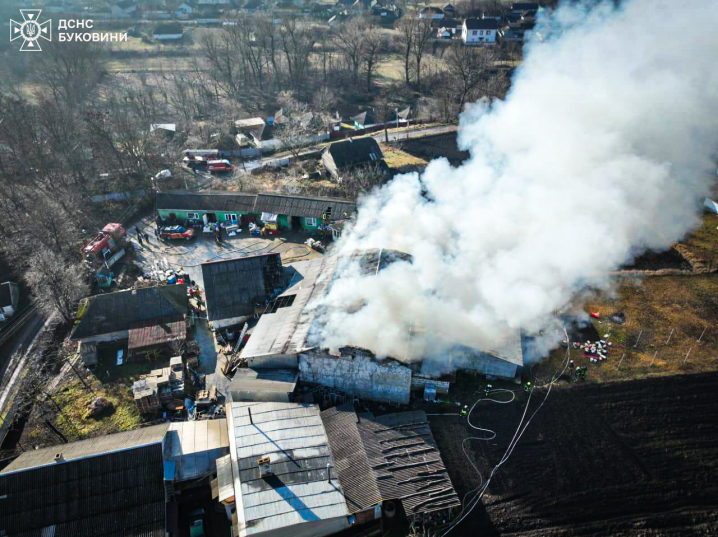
[299,348,412,405]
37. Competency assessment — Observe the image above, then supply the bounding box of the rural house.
[462,18,499,44]
[157,190,259,226]
[254,192,357,230]
[70,285,189,351]
[201,253,285,329]
[112,0,139,17]
[228,368,298,402]
[511,1,539,14]
[175,1,195,15]
[442,2,455,16]
[153,23,184,40]
[234,117,267,144]
[322,137,386,179]
[419,6,444,19]
[351,110,378,129]
[156,190,355,230]
[0,281,20,321]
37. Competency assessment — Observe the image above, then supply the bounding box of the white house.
[111,0,138,18]
[153,23,184,40]
[462,18,498,44]
[0,282,20,322]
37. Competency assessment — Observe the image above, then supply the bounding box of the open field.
[533,212,718,384]
[430,372,718,536]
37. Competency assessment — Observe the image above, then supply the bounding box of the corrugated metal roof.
[240,256,338,361]
[201,253,284,323]
[164,420,230,482]
[216,454,235,502]
[321,407,461,516]
[228,402,349,536]
[156,191,355,221]
[127,315,186,351]
[156,190,257,213]
[0,443,167,537]
[254,193,356,220]
[321,406,382,514]
[1,424,170,473]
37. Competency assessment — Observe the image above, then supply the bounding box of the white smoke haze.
[309,0,718,364]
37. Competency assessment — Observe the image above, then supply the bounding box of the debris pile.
[573,333,612,363]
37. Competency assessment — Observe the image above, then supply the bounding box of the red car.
[160,225,195,240]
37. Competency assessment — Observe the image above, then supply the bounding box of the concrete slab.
[191,319,219,375]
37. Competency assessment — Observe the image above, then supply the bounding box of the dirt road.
[430,373,718,536]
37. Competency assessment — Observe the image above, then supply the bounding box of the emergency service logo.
[10,9,51,51]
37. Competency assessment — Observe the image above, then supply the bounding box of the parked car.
[207,159,234,173]
[160,225,195,240]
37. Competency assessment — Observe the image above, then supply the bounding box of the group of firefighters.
[457,358,591,418]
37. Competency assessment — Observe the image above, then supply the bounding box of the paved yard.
[128,216,324,292]
[127,215,326,395]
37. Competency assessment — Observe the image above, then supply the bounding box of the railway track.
[0,302,38,350]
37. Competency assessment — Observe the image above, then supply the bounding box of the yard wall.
[298,350,412,405]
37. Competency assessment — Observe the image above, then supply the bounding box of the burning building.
[238,250,523,405]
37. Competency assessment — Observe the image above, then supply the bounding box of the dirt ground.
[429,372,718,536]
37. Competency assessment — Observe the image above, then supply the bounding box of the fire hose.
[433,326,572,537]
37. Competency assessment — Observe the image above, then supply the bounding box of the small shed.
[228,368,298,402]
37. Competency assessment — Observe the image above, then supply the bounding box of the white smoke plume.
[310,0,718,366]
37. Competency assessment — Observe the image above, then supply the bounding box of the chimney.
[257,456,272,478]
[54,453,63,462]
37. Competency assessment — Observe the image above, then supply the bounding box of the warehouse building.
[223,402,352,537]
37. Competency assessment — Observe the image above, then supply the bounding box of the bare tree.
[445,43,496,110]
[395,17,434,88]
[332,18,369,86]
[395,17,416,86]
[33,38,105,108]
[363,26,385,94]
[25,250,89,324]
[338,162,387,198]
[412,18,435,90]
[273,92,327,158]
